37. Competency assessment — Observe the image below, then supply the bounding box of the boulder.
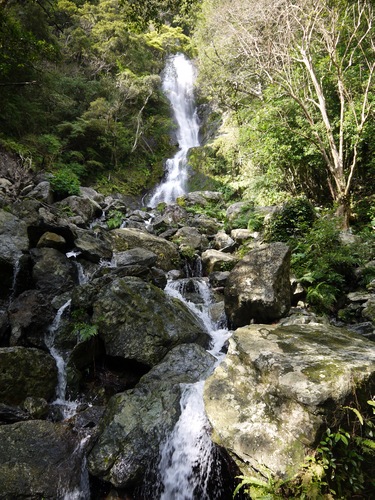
[224,242,291,326]
[177,190,223,207]
[201,249,238,275]
[113,247,158,268]
[36,231,67,250]
[230,228,258,244]
[31,247,77,295]
[92,277,209,366]
[204,323,375,479]
[88,343,215,488]
[0,347,57,405]
[212,231,235,251]
[8,290,54,347]
[0,420,87,499]
[55,195,102,224]
[173,226,209,257]
[108,228,180,271]
[189,214,223,236]
[27,181,54,204]
[0,209,29,299]
[74,228,113,263]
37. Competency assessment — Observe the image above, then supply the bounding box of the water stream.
[156,279,231,499]
[148,53,200,207]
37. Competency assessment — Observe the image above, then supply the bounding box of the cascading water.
[148,53,200,207]
[45,299,79,419]
[156,279,232,499]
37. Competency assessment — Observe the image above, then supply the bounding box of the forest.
[1,0,374,313]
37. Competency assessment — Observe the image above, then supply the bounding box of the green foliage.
[291,215,359,313]
[234,401,375,499]
[50,168,80,199]
[264,198,316,244]
[106,209,124,229]
[72,322,99,343]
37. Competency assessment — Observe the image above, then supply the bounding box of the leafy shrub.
[50,168,80,199]
[292,216,359,313]
[264,197,316,243]
[107,210,124,229]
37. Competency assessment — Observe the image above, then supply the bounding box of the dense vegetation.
[0,0,198,194]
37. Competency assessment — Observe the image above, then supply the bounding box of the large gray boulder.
[0,420,87,499]
[55,195,102,224]
[0,209,29,299]
[201,249,238,275]
[92,277,209,366]
[108,227,180,271]
[224,242,291,326]
[88,343,215,488]
[177,190,223,207]
[0,347,57,405]
[204,323,375,479]
[74,228,113,263]
[8,290,54,347]
[31,247,77,296]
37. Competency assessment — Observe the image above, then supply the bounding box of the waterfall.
[148,53,200,207]
[45,299,79,419]
[156,279,231,499]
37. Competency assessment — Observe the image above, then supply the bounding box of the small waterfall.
[148,53,200,207]
[45,299,78,419]
[156,279,231,498]
[61,435,91,500]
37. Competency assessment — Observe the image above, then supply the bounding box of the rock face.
[224,242,291,326]
[0,420,86,499]
[92,277,209,366]
[109,227,180,270]
[204,323,375,478]
[88,343,215,488]
[0,347,57,405]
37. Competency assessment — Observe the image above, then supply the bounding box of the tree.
[197,0,375,227]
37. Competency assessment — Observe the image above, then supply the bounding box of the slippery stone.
[204,323,375,479]
[88,343,215,488]
[0,420,86,499]
[0,347,57,405]
[224,242,291,326]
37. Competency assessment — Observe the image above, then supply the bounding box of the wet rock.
[224,242,291,326]
[88,343,215,488]
[92,277,209,366]
[22,397,49,419]
[0,209,29,300]
[108,228,180,271]
[0,420,86,499]
[74,228,113,263]
[8,290,54,347]
[0,346,57,405]
[204,323,375,479]
[31,247,77,295]
[0,403,30,424]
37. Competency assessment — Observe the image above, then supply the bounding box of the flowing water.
[45,299,79,419]
[148,53,200,207]
[156,279,231,499]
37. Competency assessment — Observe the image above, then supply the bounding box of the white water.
[148,53,200,207]
[157,279,230,498]
[45,299,79,419]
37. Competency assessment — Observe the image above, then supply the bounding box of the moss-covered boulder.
[0,347,57,405]
[0,420,86,499]
[224,242,291,326]
[92,277,209,366]
[204,323,375,479]
[88,343,215,488]
[108,227,180,271]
